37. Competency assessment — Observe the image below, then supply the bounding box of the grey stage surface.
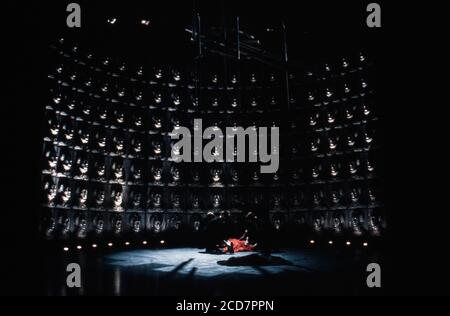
[104,248,332,277]
[45,247,383,295]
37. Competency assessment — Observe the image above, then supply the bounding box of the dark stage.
[44,246,384,296]
[4,0,410,298]
[5,1,450,299]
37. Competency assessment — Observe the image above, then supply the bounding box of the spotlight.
[363,242,368,247]
[107,18,117,25]
[63,247,69,252]
[141,20,151,26]
[76,245,82,250]
[108,242,113,247]
[142,241,147,245]
[92,244,97,248]
[160,240,165,245]
[125,242,130,246]
[309,240,315,244]
[328,241,333,245]
[346,241,351,246]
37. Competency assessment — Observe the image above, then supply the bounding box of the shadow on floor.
[217,253,293,266]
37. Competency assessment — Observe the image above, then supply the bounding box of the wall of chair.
[41,36,385,243]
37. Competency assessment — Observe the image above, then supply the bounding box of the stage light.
[346,241,351,246]
[125,242,130,246]
[76,245,82,250]
[160,240,165,245]
[141,20,150,26]
[108,242,113,247]
[363,242,368,247]
[63,247,69,252]
[107,18,117,25]
[309,240,315,244]
[142,241,147,245]
[328,241,333,245]
[92,244,97,248]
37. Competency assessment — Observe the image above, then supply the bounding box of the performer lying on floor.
[221,230,257,254]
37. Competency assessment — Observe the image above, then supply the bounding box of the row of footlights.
[62,239,368,252]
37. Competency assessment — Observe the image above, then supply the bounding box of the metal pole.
[192,1,201,111]
[282,22,290,110]
[237,16,241,60]
[282,22,288,63]
[197,13,202,56]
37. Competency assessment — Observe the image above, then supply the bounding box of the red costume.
[222,238,255,253]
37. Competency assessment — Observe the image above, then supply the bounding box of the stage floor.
[44,247,385,295]
[105,248,331,276]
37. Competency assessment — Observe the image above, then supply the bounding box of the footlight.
[309,240,315,244]
[346,241,351,246]
[76,245,82,250]
[142,241,147,245]
[92,244,97,248]
[125,242,130,246]
[328,241,333,245]
[363,242,368,247]
[108,242,113,247]
[63,247,69,252]
[160,240,165,245]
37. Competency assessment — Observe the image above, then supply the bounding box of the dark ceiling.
[12,1,382,66]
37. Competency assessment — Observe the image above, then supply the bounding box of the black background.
[3,0,448,297]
